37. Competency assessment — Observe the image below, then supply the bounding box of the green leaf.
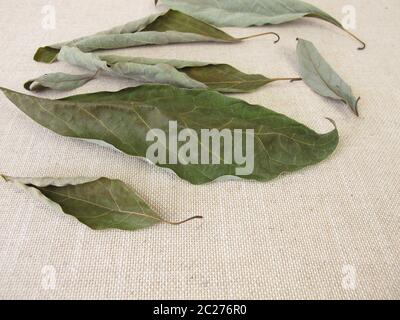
[1,85,339,185]
[157,0,366,50]
[296,39,360,116]
[29,46,299,92]
[24,72,97,92]
[33,10,279,63]
[178,64,300,93]
[2,176,202,231]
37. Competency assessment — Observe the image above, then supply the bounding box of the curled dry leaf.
[296,39,361,116]
[1,176,202,231]
[156,0,366,50]
[1,85,339,185]
[24,72,98,92]
[26,46,301,92]
[34,10,280,64]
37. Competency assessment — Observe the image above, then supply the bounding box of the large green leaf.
[27,46,299,92]
[1,176,201,231]
[34,10,279,63]
[157,0,366,49]
[297,39,360,116]
[1,85,339,185]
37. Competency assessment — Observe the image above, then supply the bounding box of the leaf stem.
[238,32,280,43]
[307,17,366,50]
[353,97,361,117]
[342,28,366,50]
[163,215,203,225]
[270,77,302,83]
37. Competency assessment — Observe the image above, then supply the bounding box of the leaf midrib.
[42,188,162,223]
[303,44,342,101]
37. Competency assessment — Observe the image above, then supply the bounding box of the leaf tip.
[0,86,11,96]
[33,47,59,63]
[357,44,366,51]
[325,117,338,131]
[24,80,34,91]
[165,215,203,226]
[353,97,361,117]
[0,174,10,183]
[273,32,280,44]
[341,28,366,51]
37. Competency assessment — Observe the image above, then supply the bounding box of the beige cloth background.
[0,0,399,300]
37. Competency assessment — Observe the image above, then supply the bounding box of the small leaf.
[157,0,366,50]
[1,85,339,185]
[296,39,360,116]
[24,72,97,92]
[33,10,279,63]
[2,176,202,231]
[29,46,299,92]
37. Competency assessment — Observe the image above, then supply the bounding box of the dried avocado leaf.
[297,38,360,116]
[1,85,339,185]
[1,175,201,231]
[27,46,299,92]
